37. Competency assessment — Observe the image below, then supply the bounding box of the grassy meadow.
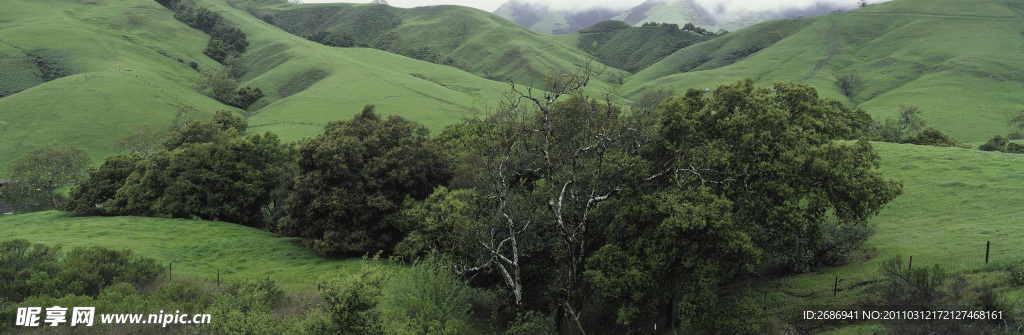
[760,142,1024,332]
[0,211,366,293]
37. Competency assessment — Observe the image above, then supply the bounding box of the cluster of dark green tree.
[64,111,295,227]
[869,105,969,148]
[14,68,906,332]
[192,67,264,110]
[390,76,902,332]
[156,0,248,63]
[274,105,451,256]
[155,0,263,109]
[250,73,898,332]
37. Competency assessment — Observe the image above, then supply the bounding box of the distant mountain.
[492,1,622,35]
[612,0,716,29]
[496,0,852,35]
[615,0,852,32]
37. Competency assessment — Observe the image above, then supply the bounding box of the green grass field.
[0,211,365,293]
[758,142,1024,332]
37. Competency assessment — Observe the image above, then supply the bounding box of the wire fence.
[762,238,1024,309]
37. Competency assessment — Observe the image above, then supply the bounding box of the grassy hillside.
[0,211,364,292]
[576,20,713,73]
[244,1,630,95]
[0,0,514,176]
[626,0,1024,142]
[0,0,232,174]
[762,141,1024,332]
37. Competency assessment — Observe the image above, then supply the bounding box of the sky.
[301,0,872,13]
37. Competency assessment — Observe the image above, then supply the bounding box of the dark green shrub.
[146,281,215,314]
[203,39,237,63]
[504,310,555,335]
[58,246,162,297]
[1004,142,1024,154]
[0,240,160,301]
[378,254,473,334]
[200,278,289,335]
[318,259,393,334]
[879,255,948,307]
[979,135,1009,152]
[231,86,264,109]
[0,239,61,302]
[903,127,969,148]
[211,24,248,54]
[1006,131,1024,140]
[1009,262,1024,287]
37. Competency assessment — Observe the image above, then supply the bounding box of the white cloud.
[507,0,649,12]
[694,0,859,14]
[300,0,885,15]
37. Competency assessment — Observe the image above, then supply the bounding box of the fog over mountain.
[299,0,884,14]
[494,0,876,34]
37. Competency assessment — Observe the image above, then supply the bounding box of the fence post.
[217,269,220,288]
[169,263,172,280]
[986,241,990,264]
[833,277,838,298]
[908,256,913,271]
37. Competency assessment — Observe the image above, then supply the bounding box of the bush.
[0,240,160,302]
[836,72,862,98]
[59,246,162,297]
[377,254,473,334]
[504,310,555,335]
[200,278,290,335]
[318,259,394,334]
[1010,262,1024,287]
[903,127,969,148]
[1005,142,1024,154]
[1007,131,1024,140]
[204,39,237,63]
[0,239,61,302]
[879,255,948,307]
[231,86,264,110]
[979,135,1009,152]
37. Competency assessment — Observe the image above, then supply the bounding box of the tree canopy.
[1,142,90,212]
[68,112,296,226]
[276,105,451,256]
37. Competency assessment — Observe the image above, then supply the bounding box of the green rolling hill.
[0,0,515,175]
[2,0,1023,171]
[246,1,629,95]
[624,0,1024,143]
